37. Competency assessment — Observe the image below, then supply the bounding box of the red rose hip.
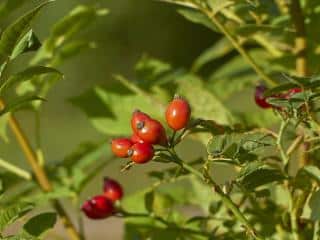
[103,178,123,202]
[111,138,133,158]
[254,85,271,109]
[165,96,191,131]
[131,110,150,133]
[286,88,302,98]
[137,118,167,146]
[131,133,144,144]
[81,195,114,219]
[129,142,154,164]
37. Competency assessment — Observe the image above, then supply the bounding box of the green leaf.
[178,9,216,31]
[23,212,57,237]
[235,24,294,37]
[54,142,112,192]
[0,203,33,231]
[51,41,96,64]
[22,187,74,205]
[207,0,234,15]
[135,55,172,83]
[192,37,233,72]
[0,96,44,116]
[144,191,155,213]
[31,5,108,64]
[177,74,234,125]
[208,50,269,99]
[0,66,62,93]
[305,190,320,221]
[10,30,41,60]
[207,132,274,164]
[237,161,285,191]
[0,1,53,62]
[303,166,320,185]
[70,86,164,135]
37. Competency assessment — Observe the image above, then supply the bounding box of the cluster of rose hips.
[81,96,191,220]
[81,178,123,219]
[111,95,191,164]
[254,84,302,109]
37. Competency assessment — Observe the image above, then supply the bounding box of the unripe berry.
[103,178,123,202]
[131,110,150,134]
[111,138,133,158]
[254,85,271,109]
[129,142,154,164]
[137,118,167,146]
[81,195,114,219]
[165,95,191,131]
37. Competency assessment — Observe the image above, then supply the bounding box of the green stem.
[290,194,300,240]
[0,158,32,180]
[202,9,277,87]
[313,221,319,240]
[119,209,211,237]
[277,119,290,167]
[169,150,263,240]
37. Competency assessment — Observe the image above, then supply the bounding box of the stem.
[290,208,300,240]
[169,150,263,240]
[220,8,283,57]
[277,119,290,167]
[289,0,308,76]
[286,135,303,156]
[290,191,306,240]
[119,209,211,237]
[34,110,45,166]
[170,131,177,147]
[0,99,80,240]
[313,221,319,240]
[0,158,32,180]
[202,9,277,87]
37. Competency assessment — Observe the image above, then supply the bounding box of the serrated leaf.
[0,1,53,62]
[23,212,57,237]
[0,66,62,93]
[237,161,285,190]
[207,132,274,163]
[177,74,234,125]
[0,203,33,231]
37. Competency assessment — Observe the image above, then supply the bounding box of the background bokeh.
[1,0,219,239]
